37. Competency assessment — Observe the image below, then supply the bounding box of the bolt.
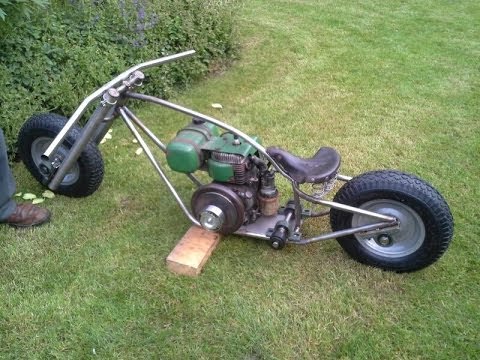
[102,88,119,105]
[39,164,50,176]
[377,234,392,247]
[272,241,279,249]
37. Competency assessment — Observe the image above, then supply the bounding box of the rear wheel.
[18,113,104,197]
[330,170,453,272]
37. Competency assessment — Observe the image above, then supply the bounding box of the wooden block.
[166,226,222,276]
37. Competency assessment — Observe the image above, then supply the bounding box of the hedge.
[0,0,238,155]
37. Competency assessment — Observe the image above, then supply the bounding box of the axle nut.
[199,205,225,232]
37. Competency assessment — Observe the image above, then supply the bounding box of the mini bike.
[18,50,454,272]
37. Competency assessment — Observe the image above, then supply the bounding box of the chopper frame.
[36,50,404,247]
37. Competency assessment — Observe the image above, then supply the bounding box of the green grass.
[1,0,479,358]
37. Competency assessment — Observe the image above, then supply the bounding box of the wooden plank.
[166,226,222,276]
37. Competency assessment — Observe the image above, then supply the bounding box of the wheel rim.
[352,199,425,258]
[31,137,80,186]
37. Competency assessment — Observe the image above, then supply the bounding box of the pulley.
[191,183,245,234]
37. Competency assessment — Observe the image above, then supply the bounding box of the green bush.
[0,0,238,155]
[0,0,48,20]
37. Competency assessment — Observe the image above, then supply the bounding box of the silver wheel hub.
[352,199,425,258]
[31,137,80,186]
[376,234,392,247]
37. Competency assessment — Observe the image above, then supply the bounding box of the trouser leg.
[0,129,17,221]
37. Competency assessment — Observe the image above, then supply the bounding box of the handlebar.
[42,50,196,160]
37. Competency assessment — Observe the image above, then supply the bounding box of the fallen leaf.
[32,198,45,204]
[211,103,223,109]
[135,147,143,155]
[42,190,55,199]
[14,192,22,197]
[22,193,37,200]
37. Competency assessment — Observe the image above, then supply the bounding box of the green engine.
[166,118,260,183]
[166,119,220,173]
[166,118,278,235]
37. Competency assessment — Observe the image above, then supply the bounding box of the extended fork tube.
[119,107,200,226]
[48,89,119,190]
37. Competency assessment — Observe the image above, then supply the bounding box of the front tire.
[18,113,104,197]
[330,170,453,272]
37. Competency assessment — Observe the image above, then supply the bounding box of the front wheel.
[18,113,104,197]
[330,170,453,272]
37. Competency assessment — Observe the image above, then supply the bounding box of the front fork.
[40,73,143,190]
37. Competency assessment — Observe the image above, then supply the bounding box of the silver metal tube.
[337,174,352,181]
[48,90,119,190]
[91,107,117,144]
[123,106,202,187]
[43,50,196,160]
[123,107,167,151]
[119,107,200,226]
[125,92,295,182]
[307,210,330,218]
[291,221,395,245]
[284,211,293,224]
[317,199,395,221]
[294,187,396,222]
[292,183,302,228]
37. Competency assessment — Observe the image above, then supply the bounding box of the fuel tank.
[166,118,220,173]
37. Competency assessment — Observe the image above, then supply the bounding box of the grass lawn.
[1,0,479,358]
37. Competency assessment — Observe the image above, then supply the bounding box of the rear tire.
[330,170,453,272]
[18,113,104,197]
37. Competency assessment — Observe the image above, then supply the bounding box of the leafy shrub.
[0,0,238,155]
[0,0,48,20]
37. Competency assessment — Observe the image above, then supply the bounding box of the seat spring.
[312,175,337,199]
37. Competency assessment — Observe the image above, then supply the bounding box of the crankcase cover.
[191,183,245,235]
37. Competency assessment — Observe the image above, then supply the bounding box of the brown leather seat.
[267,146,340,184]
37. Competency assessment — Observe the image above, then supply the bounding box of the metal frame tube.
[123,107,202,187]
[92,107,118,144]
[294,186,396,222]
[337,174,352,181]
[307,209,330,218]
[123,107,167,151]
[43,50,196,160]
[290,221,396,245]
[118,107,200,226]
[48,94,119,190]
[292,183,302,229]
